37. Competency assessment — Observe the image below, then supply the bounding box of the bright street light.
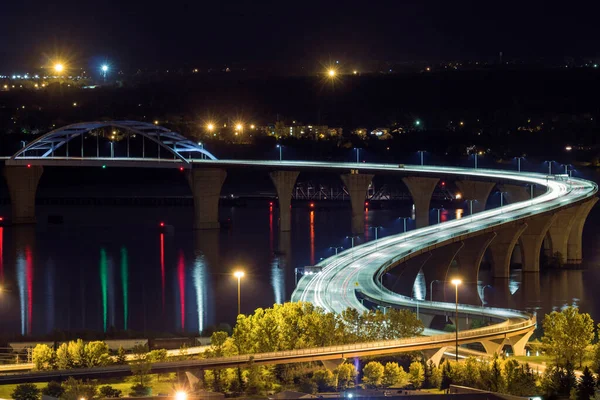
[234,271,245,315]
[175,392,187,400]
[207,123,214,132]
[451,278,462,362]
[328,69,336,77]
[54,63,64,73]
[101,65,109,72]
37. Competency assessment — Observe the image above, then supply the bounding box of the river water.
[0,170,599,338]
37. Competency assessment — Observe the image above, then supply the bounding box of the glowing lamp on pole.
[451,278,462,362]
[233,271,245,315]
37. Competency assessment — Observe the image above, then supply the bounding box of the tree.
[115,346,127,365]
[428,362,442,389]
[409,361,425,389]
[148,349,168,363]
[11,384,40,400]
[99,386,122,398]
[335,363,358,390]
[577,367,595,400]
[32,344,55,370]
[129,384,151,397]
[85,341,110,367]
[42,382,64,398]
[362,361,385,388]
[61,377,97,400]
[312,369,336,392]
[440,361,452,391]
[542,306,594,367]
[67,339,87,368]
[382,362,402,387]
[130,344,151,387]
[56,343,71,369]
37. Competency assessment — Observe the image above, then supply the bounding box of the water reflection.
[99,249,108,332]
[192,230,217,334]
[160,233,165,312]
[0,227,4,283]
[177,250,185,331]
[121,247,129,330]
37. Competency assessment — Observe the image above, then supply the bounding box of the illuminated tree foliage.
[542,306,594,367]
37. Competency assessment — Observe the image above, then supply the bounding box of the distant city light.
[54,63,64,73]
[415,120,421,126]
[235,123,243,131]
[207,123,214,131]
[101,65,109,72]
[250,124,255,129]
[565,146,572,151]
[455,193,462,200]
[328,69,336,77]
[353,70,358,75]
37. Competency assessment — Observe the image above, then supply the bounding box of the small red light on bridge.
[269,202,273,206]
[365,201,369,206]
[179,167,184,171]
[310,203,315,208]
[159,222,165,227]
[0,217,4,221]
[27,164,31,168]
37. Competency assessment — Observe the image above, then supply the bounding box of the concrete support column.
[547,205,581,263]
[186,168,227,230]
[269,170,300,232]
[402,177,439,228]
[455,180,496,213]
[508,331,534,356]
[341,172,374,234]
[480,339,505,355]
[450,233,497,305]
[567,198,598,264]
[520,213,557,273]
[499,184,530,204]
[423,347,447,367]
[489,223,528,278]
[3,165,44,224]
[391,252,431,297]
[421,242,464,302]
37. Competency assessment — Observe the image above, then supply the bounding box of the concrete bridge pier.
[340,172,374,234]
[546,205,582,264]
[421,242,464,302]
[499,184,531,204]
[402,177,439,228]
[480,339,505,355]
[489,223,528,278]
[269,171,300,232]
[455,180,496,213]
[3,165,44,224]
[566,198,598,264]
[423,347,447,366]
[450,233,497,305]
[186,168,227,229]
[520,213,557,273]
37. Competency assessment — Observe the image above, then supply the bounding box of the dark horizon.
[2,1,599,72]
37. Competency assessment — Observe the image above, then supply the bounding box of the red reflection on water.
[269,206,273,252]
[160,233,165,312]
[26,247,33,335]
[0,227,3,283]
[310,211,315,265]
[441,209,449,222]
[178,250,185,330]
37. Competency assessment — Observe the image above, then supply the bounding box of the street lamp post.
[331,246,344,255]
[499,191,507,210]
[233,271,245,315]
[110,142,114,158]
[371,226,382,249]
[346,236,359,259]
[276,144,283,161]
[467,200,474,216]
[544,160,555,175]
[354,148,360,164]
[418,151,425,166]
[516,157,525,172]
[433,208,443,224]
[399,217,410,233]
[481,284,493,307]
[451,278,462,362]
[430,279,442,302]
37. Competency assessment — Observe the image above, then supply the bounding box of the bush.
[99,386,122,398]
[12,384,40,400]
[129,384,151,397]
[42,382,64,398]
[32,344,55,370]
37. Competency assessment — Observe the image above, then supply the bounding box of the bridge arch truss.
[10,121,217,166]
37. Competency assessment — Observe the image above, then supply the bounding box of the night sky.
[1,1,598,72]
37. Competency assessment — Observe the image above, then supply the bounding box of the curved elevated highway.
[0,159,596,382]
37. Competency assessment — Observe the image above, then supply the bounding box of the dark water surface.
[0,185,599,337]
